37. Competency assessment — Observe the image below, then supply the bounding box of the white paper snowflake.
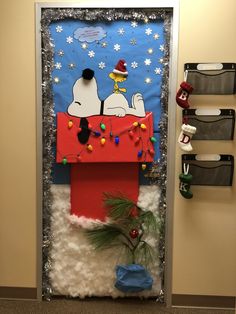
[159,44,165,52]
[101,42,107,48]
[144,59,152,66]
[131,61,138,69]
[118,28,125,35]
[81,43,88,49]
[68,63,76,69]
[98,62,106,69]
[153,33,160,40]
[53,77,60,84]
[130,38,137,45]
[145,28,152,36]
[114,44,121,51]
[145,77,152,84]
[66,36,73,44]
[131,21,138,28]
[88,50,95,58]
[56,25,63,33]
[57,50,64,57]
[54,62,62,70]
[154,67,162,75]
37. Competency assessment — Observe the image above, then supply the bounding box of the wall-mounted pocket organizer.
[184,63,236,94]
[182,109,235,140]
[182,154,234,186]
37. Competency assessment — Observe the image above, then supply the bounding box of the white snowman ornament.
[67,60,146,118]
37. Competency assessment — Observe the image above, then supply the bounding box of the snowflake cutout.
[153,33,160,40]
[131,21,138,28]
[114,44,121,51]
[68,63,76,69]
[53,77,60,84]
[145,28,152,36]
[56,25,63,33]
[54,62,62,70]
[118,28,125,35]
[145,77,152,84]
[101,42,107,48]
[57,50,64,57]
[130,38,137,45]
[131,61,138,69]
[81,43,88,49]
[147,48,154,54]
[144,58,152,66]
[88,50,95,58]
[159,44,165,52]
[154,67,162,75]
[98,62,106,69]
[66,36,73,44]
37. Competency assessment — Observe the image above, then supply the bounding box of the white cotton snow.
[49,184,162,298]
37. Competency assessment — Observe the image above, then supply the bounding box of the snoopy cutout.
[67,66,146,118]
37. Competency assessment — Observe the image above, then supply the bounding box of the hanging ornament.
[100,123,106,131]
[129,229,139,239]
[62,157,67,165]
[115,136,120,145]
[68,120,73,129]
[141,163,147,170]
[100,137,106,145]
[150,136,157,143]
[87,144,93,152]
[133,121,139,127]
[137,150,143,158]
[140,123,147,130]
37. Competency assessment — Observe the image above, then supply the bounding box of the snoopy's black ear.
[82,68,94,80]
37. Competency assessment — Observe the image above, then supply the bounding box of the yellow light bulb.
[68,120,73,129]
[141,164,147,170]
[140,123,146,130]
[87,144,93,151]
[100,137,106,145]
[133,121,139,127]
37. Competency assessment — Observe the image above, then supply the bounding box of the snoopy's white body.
[67,77,146,118]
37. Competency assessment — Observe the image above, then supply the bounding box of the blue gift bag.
[115,264,153,293]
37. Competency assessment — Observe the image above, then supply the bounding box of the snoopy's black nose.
[82,68,94,80]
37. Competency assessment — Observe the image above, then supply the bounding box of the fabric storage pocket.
[184,63,236,94]
[182,154,234,186]
[182,109,235,140]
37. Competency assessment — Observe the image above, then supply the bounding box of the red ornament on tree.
[129,229,139,239]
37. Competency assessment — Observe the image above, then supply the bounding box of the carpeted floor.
[0,298,234,314]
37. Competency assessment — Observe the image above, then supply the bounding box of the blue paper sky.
[49,18,165,184]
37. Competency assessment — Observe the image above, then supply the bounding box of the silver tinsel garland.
[40,7,171,300]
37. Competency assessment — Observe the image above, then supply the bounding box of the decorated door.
[40,7,172,300]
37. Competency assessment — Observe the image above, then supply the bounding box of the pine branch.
[85,225,123,250]
[139,210,160,233]
[134,240,156,267]
[103,192,136,220]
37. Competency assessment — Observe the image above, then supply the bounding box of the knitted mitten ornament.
[176,81,193,109]
[179,164,193,199]
[178,124,197,152]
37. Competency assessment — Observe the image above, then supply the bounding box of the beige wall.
[0,0,235,297]
[173,0,236,296]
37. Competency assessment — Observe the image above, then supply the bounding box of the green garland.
[86,193,160,266]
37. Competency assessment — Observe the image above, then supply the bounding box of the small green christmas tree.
[85,193,160,266]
